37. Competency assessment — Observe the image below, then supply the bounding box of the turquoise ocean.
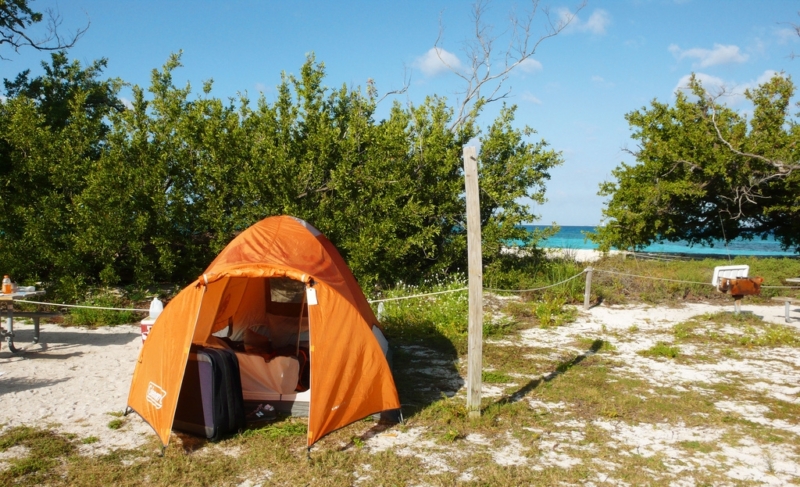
[525,225,797,257]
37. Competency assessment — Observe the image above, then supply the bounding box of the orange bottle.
[2,275,11,294]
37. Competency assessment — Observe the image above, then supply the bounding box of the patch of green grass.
[592,256,800,305]
[81,436,99,444]
[639,341,680,358]
[672,312,800,349]
[534,297,577,328]
[575,336,616,352]
[482,370,514,383]
[107,419,124,430]
[241,419,307,440]
[504,301,535,320]
[483,315,523,339]
[378,276,470,352]
[678,440,717,453]
[441,427,464,442]
[0,426,75,483]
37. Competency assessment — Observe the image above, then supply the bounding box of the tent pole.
[297,287,307,356]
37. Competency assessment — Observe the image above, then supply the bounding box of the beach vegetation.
[0,51,561,301]
[672,312,800,348]
[591,73,800,255]
[639,341,680,358]
[61,292,140,327]
[482,370,514,383]
[2,286,799,485]
[586,255,800,305]
[0,426,74,483]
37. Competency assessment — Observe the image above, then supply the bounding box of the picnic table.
[0,290,60,353]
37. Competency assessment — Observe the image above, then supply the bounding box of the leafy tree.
[0,54,121,296]
[591,73,800,253]
[4,52,123,128]
[0,52,562,294]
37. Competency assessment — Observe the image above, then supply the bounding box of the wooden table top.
[0,290,46,302]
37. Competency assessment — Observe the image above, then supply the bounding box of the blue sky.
[4,0,800,226]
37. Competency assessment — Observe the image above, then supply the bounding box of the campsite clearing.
[0,300,799,485]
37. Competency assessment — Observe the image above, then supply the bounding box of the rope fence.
[367,288,469,304]
[593,269,715,286]
[15,299,149,312]
[484,270,587,293]
[12,267,800,312]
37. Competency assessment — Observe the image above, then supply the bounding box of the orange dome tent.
[126,216,400,447]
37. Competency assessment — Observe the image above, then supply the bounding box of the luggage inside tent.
[126,216,400,447]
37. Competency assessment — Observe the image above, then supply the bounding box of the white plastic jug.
[148,297,163,320]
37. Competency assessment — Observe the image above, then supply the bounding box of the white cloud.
[754,69,780,86]
[673,70,781,106]
[559,8,610,35]
[119,97,133,110]
[583,10,611,35]
[674,72,726,96]
[414,47,462,77]
[773,27,798,45]
[522,92,542,104]
[255,82,268,92]
[591,75,614,88]
[668,43,748,68]
[518,58,543,73]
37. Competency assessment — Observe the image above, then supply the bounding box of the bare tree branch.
[434,0,586,131]
[1,3,89,60]
[371,66,411,105]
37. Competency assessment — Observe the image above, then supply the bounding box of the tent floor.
[243,398,308,418]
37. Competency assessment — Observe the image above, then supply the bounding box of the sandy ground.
[502,246,626,262]
[543,248,627,262]
[1,300,799,484]
[0,323,155,455]
[366,301,800,485]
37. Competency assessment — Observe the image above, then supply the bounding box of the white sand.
[368,300,800,484]
[503,246,625,262]
[543,248,627,262]
[0,323,154,454]
[1,300,799,484]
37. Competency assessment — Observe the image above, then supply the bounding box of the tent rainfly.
[126,216,400,447]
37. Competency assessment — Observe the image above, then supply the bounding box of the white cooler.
[140,317,156,342]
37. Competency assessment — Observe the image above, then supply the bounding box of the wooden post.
[463,146,483,418]
[583,267,593,310]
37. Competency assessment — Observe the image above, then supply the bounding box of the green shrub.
[640,341,680,358]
